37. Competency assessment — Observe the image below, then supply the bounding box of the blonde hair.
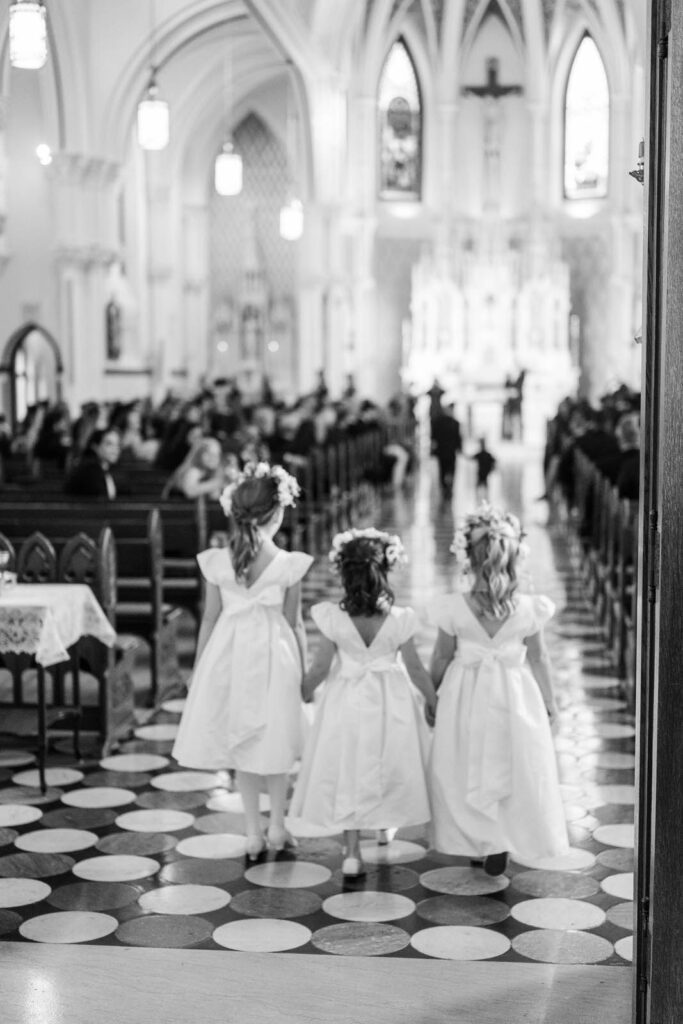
[457,507,524,620]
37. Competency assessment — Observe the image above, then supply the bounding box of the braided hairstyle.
[467,522,520,620]
[227,475,280,581]
[338,536,394,617]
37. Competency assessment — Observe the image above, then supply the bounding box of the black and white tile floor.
[0,450,636,964]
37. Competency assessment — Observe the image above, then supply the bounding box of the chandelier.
[9,0,47,69]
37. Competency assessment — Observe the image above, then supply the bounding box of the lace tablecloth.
[0,583,116,667]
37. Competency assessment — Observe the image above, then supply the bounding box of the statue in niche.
[105,298,122,361]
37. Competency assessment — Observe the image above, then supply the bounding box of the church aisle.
[0,448,635,986]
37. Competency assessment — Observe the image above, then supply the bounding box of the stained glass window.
[378,40,422,200]
[564,35,610,200]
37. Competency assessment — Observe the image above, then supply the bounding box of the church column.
[182,202,210,388]
[350,215,377,398]
[296,204,325,394]
[0,97,9,276]
[144,155,182,398]
[50,153,121,409]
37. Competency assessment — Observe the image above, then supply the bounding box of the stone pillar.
[0,97,9,276]
[182,203,210,388]
[144,160,180,398]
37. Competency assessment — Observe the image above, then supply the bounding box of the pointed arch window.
[378,39,422,200]
[564,35,610,199]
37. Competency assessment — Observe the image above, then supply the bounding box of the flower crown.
[329,528,407,571]
[451,502,528,571]
[219,462,300,517]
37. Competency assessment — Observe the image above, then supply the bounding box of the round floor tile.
[0,828,18,847]
[0,852,74,878]
[175,833,247,859]
[0,751,35,768]
[116,914,213,948]
[615,935,633,961]
[597,849,634,872]
[14,829,98,854]
[329,865,420,893]
[419,867,510,896]
[115,809,195,833]
[410,925,511,960]
[294,838,344,865]
[0,877,51,907]
[96,832,177,857]
[73,855,159,882]
[61,787,136,809]
[245,861,331,889]
[359,840,427,866]
[151,771,222,792]
[47,881,141,911]
[311,922,410,956]
[593,824,634,848]
[582,723,636,740]
[584,698,628,712]
[322,891,415,923]
[100,753,170,773]
[160,698,186,714]
[158,858,243,886]
[0,909,22,935]
[40,807,117,830]
[593,803,635,826]
[511,870,600,899]
[511,897,606,930]
[606,902,634,930]
[416,895,510,927]
[600,873,634,899]
[134,724,179,741]
[136,790,206,811]
[564,804,588,823]
[229,888,322,919]
[83,771,151,790]
[512,929,613,964]
[20,910,118,944]
[212,918,311,952]
[284,815,342,839]
[512,847,596,872]
[138,883,231,915]
[0,805,43,828]
[589,785,636,806]
[12,768,83,788]
[0,786,62,806]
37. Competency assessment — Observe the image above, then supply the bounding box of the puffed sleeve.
[282,551,314,588]
[426,597,456,636]
[196,548,233,586]
[396,606,418,645]
[310,601,338,641]
[530,594,556,631]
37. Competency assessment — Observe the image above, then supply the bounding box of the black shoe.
[469,858,484,868]
[483,852,508,876]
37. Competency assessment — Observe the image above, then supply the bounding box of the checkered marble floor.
[0,449,636,963]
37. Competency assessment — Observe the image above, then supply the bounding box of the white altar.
[402,220,577,444]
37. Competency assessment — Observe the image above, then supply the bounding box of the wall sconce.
[629,139,644,185]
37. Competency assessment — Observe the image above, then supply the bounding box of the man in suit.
[431,403,463,501]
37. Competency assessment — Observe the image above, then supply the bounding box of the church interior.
[0,1,681,1022]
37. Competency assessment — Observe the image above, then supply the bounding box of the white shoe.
[376,828,397,846]
[342,856,366,878]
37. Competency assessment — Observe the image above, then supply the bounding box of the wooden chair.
[17,531,58,584]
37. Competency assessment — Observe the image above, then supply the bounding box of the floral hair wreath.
[220,461,300,517]
[450,502,529,572]
[329,527,408,571]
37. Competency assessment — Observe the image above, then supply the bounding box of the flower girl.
[172,462,312,860]
[428,503,568,875]
[290,528,436,877]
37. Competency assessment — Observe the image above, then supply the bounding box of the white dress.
[172,547,313,774]
[290,602,431,830]
[428,593,568,862]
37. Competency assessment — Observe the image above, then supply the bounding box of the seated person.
[64,428,129,498]
[162,437,226,500]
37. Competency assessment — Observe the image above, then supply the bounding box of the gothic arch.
[0,322,64,428]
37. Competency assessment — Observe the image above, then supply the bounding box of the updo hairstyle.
[338,536,394,617]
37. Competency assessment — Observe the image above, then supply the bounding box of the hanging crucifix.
[462,58,523,211]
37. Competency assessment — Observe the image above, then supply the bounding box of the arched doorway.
[0,323,64,429]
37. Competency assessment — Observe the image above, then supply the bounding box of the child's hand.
[301,681,315,704]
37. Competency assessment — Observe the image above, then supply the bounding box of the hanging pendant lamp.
[137,72,170,151]
[9,0,47,69]
[215,140,243,196]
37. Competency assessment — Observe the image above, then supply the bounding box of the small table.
[0,583,116,788]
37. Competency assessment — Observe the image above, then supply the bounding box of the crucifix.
[462,58,523,211]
